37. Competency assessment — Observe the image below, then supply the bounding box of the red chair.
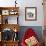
[21,28,41,46]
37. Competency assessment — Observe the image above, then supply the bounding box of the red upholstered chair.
[21,28,41,46]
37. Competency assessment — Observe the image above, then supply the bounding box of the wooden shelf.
[0,24,20,32]
[1,41,19,46]
[0,7,20,46]
[2,40,19,42]
[0,7,19,16]
[0,7,19,9]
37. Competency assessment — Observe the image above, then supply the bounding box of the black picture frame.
[25,7,37,21]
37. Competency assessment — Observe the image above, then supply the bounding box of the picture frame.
[2,10,9,15]
[25,7,37,21]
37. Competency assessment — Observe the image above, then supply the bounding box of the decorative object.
[13,32,18,41]
[9,10,15,15]
[14,28,17,32]
[5,18,8,24]
[2,10,9,15]
[9,10,18,15]
[2,28,13,41]
[15,0,17,7]
[25,7,37,21]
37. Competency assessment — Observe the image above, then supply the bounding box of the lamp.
[14,28,17,32]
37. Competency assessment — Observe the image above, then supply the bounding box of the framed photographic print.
[25,7,37,21]
[2,10,9,15]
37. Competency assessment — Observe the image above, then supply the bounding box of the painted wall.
[0,0,44,26]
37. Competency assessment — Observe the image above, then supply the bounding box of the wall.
[0,0,44,26]
[18,0,44,26]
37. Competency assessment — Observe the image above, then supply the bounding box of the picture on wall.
[25,7,37,21]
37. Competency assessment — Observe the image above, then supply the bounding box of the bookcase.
[0,7,20,46]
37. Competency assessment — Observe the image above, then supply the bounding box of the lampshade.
[13,28,17,32]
